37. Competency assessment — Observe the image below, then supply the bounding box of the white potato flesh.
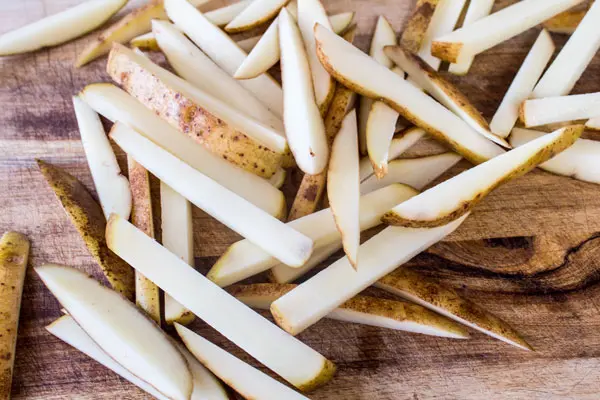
[279,8,328,174]
[327,110,360,268]
[0,0,126,55]
[586,116,600,130]
[176,325,309,399]
[72,96,131,221]
[360,153,463,194]
[164,0,284,116]
[176,343,231,400]
[532,0,600,98]
[521,92,600,128]
[270,242,342,284]
[110,123,312,267]
[366,102,400,177]
[106,215,333,390]
[490,30,555,137]
[270,217,467,335]
[208,184,418,287]
[80,84,286,218]
[36,265,192,400]
[226,0,290,33]
[510,128,600,185]
[268,167,287,188]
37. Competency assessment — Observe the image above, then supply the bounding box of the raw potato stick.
[127,156,161,324]
[37,160,134,299]
[0,232,29,398]
[225,0,290,33]
[520,92,600,128]
[400,0,440,54]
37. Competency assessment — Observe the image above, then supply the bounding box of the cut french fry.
[270,216,467,335]
[360,153,462,194]
[543,9,586,34]
[0,0,126,56]
[314,25,505,164]
[37,160,134,300]
[73,96,131,221]
[176,342,230,400]
[417,0,467,70]
[129,32,160,51]
[176,324,309,399]
[510,128,600,185]
[448,0,495,75]
[108,43,286,176]
[80,84,286,219]
[75,0,166,67]
[237,35,262,52]
[489,30,555,137]
[359,127,427,182]
[375,268,532,350]
[298,0,336,112]
[385,45,509,148]
[127,156,161,324]
[586,116,600,130]
[36,265,192,400]
[226,0,290,33]
[269,242,342,284]
[288,27,357,221]
[383,125,583,228]
[0,232,29,398]
[400,0,440,54]
[235,11,355,80]
[111,123,312,268]
[106,215,335,391]
[520,92,600,128]
[366,101,399,178]
[279,8,328,174]
[152,21,284,133]
[206,0,253,26]
[164,0,284,116]
[327,110,360,268]
[228,284,470,338]
[160,182,195,325]
[532,0,600,98]
[431,0,584,64]
[358,16,397,155]
[208,184,417,287]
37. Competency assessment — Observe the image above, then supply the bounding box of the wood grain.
[3,0,600,399]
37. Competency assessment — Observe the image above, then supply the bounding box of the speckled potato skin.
[400,0,440,53]
[107,44,283,179]
[430,40,463,64]
[37,160,135,300]
[0,232,29,398]
[377,268,533,350]
[382,125,584,227]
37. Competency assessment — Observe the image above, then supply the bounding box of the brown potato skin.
[543,9,586,34]
[37,160,135,300]
[107,44,283,179]
[400,0,440,53]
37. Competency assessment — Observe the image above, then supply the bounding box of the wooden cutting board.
[2,0,600,398]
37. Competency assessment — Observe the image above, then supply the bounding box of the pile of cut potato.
[1,0,600,397]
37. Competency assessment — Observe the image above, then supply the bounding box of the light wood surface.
[2,0,600,399]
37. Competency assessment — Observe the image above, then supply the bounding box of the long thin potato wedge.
[79,84,287,219]
[270,216,467,335]
[489,30,555,137]
[327,110,360,268]
[448,0,495,75]
[375,268,532,350]
[543,9,586,34]
[106,215,335,392]
[107,43,286,177]
[400,0,440,54]
[532,0,600,98]
[360,153,462,194]
[510,128,600,185]
[359,16,397,155]
[0,232,29,398]
[37,160,134,299]
[269,242,342,284]
[520,92,600,128]
[208,184,417,287]
[431,0,584,63]
[279,8,328,174]
[382,125,583,228]
[0,0,126,57]
[161,182,195,325]
[314,24,505,164]
[226,0,290,33]
[176,324,309,399]
[36,265,192,400]
[288,26,357,221]
[164,0,284,116]
[228,284,469,338]
[385,45,509,148]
